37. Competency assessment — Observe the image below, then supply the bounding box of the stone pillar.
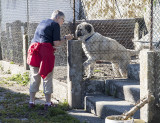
[67,40,83,108]
[140,49,160,123]
[23,34,29,70]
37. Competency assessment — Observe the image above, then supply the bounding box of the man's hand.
[65,34,74,40]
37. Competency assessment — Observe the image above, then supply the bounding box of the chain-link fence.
[75,0,158,80]
[0,0,159,81]
[0,0,75,82]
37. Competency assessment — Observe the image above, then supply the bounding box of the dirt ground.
[0,72,58,106]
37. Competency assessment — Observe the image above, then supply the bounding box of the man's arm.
[53,34,74,47]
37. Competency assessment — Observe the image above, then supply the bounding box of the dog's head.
[75,22,94,40]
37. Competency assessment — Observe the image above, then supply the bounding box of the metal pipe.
[27,0,29,35]
[150,0,153,50]
[73,0,76,38]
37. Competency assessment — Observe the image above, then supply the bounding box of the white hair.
[51,10,65,19]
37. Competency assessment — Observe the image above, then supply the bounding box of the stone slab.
[128,64,140,81]
[105,79,140,103]
[85,94,140,119]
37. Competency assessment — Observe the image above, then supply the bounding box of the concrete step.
[105,79,140,103]
[85,79,105,95]
[128,64,140,81]
[85,94,140,119]
[68,109,105,123]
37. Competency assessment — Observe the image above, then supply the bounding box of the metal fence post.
[150,0,153,50]
[73,0,76,38]
[0,0,2,60]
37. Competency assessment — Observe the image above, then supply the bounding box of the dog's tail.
[127,49,139,57]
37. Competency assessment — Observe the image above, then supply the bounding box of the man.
[27,10,73,110]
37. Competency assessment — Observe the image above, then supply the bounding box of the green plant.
[0,90,80,123]
[153,0,158,6]
[6,72,30,86]
[0,64,4,71]
[6,69,11,74]
[10,61,15,64]
[58,99,70,111]
[48,107,66,116]
[94,69,101,73]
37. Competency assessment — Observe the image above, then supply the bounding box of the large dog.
[75,22,138,78]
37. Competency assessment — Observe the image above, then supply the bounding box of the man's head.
[51,10,65,26]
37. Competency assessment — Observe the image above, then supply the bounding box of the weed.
[6,69,11,74]
[0,87,5,92]
[39,90,45,96]
[0,88,80,123]
[48,107,66,116]
[10,61,15,64]
[94,69,101,73]
[0,64,4,71]
[58,99,70,111]
[6,72,30,86]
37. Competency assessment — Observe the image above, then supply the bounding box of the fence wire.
[0,0,159,81]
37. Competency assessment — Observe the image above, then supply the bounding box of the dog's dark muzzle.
[77,31,83,37]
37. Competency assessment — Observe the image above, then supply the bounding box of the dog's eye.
[78,27,82,30]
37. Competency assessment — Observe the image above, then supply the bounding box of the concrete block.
[128,64,139,81]
[105,79,140,103]
[85,94,140,119]
[85,80,105,95]
[67,40,83,108]
[140,49,160,123]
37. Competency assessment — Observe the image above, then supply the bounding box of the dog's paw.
[86,73,93,79]
[86,76,95,80]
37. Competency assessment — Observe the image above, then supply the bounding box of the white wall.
[28,0,76,23]
[1,0,27,30]
[1,0,80,31]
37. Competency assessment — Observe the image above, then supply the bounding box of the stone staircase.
[84,64,140,119]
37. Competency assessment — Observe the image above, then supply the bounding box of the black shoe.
[29,103,35,108]
[44,102,57,110]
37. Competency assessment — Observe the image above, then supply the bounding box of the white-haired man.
[27,10,73,110]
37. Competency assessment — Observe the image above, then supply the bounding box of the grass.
[10,61,15,64]
[6,72,30,86]
[0,64,4,71]
[0,73,80,123]
[0,87,80,123]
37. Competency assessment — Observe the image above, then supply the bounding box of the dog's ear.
[85,24,92,33]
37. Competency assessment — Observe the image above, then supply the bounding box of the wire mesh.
[0,0,158,81]
[75,0,154,80]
